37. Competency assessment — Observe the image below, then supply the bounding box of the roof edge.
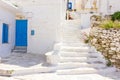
[0,0,21,14]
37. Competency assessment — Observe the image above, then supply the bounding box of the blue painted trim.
[2,23,8,43]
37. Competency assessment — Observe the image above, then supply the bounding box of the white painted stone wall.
[0,7,16,57]
[21,0,64,54]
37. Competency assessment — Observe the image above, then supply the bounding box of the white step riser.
[63,27,80,29]
[62,39,80,41]
[57,68,97,75]
[60,52,101,57]
[61,49,89,52]
[58,63,106,70]
[54,44,88,50]
[62,40,80,42]
[62,35,79,37]
[61,45,87,47]
[63,26,80,28]
[57,71,97,75]
[62,37,80,39]
[60,58,105,63]
[61,46,89,50]
[60,52,103,57]
[62,31,80,33]
[62,32,79,35]
[62,34,79,36]
[61,43,88,47]
[62,38,80,40]
[57,67,115,75]
[13,67,56,76]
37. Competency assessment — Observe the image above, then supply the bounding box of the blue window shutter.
[2,23,8,43]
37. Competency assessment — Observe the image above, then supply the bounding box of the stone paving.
[0,52,119,80]
[0,53,46,70]
[0,72,120,80]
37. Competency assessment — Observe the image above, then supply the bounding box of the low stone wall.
[90,27,120,68]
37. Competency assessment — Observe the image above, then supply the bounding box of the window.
[31,30,35,36]
[2,23,9,43]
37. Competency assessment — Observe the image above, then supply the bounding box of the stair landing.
[0,53,55,76]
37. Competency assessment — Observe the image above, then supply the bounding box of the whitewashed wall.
[0,7,16,57]
[18,0,120,54]
[109,0,120,14]
[21,0,63,54]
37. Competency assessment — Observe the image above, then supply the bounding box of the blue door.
[68,2,72,10]
[15,20,28,46]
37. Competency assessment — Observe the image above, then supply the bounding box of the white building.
[0,0,120,57]
[0,0,20,57]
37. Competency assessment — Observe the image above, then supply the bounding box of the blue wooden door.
[15,20,28,46]
[68,2,72,10]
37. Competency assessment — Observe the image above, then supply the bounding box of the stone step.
[62,38,80,41]
[0,67,56,77]
[13,67,56,76]
[57,67,115,75]
[62,36,79,38]
[62,38,80,40]
[14,48,27,50]
[58,62,106,69]
[64,22,81,26]
[59,52,102,57]
[61,39,80,43]
[12,46,27,53]
[63,24,80,28]
[62,35,78,37]
[62,28,80,31]
[61,42,88,47]
[64,19,81,22]
[62,34,79,39]
[14,46,27,49]
[53,43,88,51]
[59,57,105,63]
[54,43,88,49]
[12,49,27,53]
[60,46,89,52]
[62,37,80,40]
[64,21,80,24]
[62,32,79,35]
[57,68,97,75]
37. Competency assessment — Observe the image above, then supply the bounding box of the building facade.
[0,0,120,57]
[0,0,20,57]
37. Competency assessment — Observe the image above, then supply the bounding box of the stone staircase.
[56,44,111,75]
[12,46,27,53]
[48,19,115,75]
